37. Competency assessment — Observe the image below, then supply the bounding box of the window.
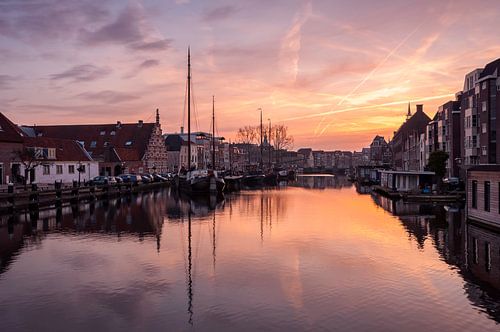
[485,181,490,212]
[482,123,487,133]
[110,131,116,136]
[125,141,133,146]
[43,165,50,175]
[48,148,56,159]
[472,115,477,127]
[482,101,487,112]
[472,180,477,208]
[56,165,63,174]
[68,165,75,174]
[100,130,106,135]
[482,146,488,156]
[472,135,477,148]
[482,82,487,90]
[104,142,109,147]
[90,141,97,148]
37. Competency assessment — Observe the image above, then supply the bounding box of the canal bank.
[0,177,499,331]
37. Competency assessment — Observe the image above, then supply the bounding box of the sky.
[1,0,500,150]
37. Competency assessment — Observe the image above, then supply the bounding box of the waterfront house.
[391,104,431,171]
[380,170,435,192]
[467,165,500,228]
[15,137,98,184]
[21,110,168,175]
[0,112,25,184]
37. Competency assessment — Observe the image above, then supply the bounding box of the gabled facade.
[391,104,431,171]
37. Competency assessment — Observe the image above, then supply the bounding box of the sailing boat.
[175,48,225,194]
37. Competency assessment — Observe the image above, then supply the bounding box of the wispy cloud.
[76,90,140,103]
[279,1,312,83]
[79,3,172,52]
[0,74,16,89]
[202,5,238,22]
[50,64,112,82]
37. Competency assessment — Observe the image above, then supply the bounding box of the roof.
[24,122,156,161]
[379,170,435,175]
[23,137,93,161]
[468,164,500,172]
[479,58,500,79]
[0,112,24,143]
[393,106,431,139]
[165,134,183,151]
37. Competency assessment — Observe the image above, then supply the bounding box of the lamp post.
[258,108,263,170]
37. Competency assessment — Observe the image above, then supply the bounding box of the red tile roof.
[0,112,24,143]
[26,122,155,162]
[113,147,141,161]
[23,137,92,161]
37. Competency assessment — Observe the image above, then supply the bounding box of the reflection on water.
[1,179,500,331]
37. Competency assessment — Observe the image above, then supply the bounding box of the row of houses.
[361,57,500,228]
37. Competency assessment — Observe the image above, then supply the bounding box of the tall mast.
[268,118,272,169]
[212,95,216,169]
[187,47,191,170]
[259,108,263,169]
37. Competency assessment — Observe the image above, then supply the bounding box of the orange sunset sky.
[1,0,500,150]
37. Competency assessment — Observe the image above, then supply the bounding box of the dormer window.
[125,141,133,146]
[90,141,97,148]
[104,142,109,147]
[100,130,106,135]
[110,131,116,136]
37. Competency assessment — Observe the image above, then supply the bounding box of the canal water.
[0,175,499,331]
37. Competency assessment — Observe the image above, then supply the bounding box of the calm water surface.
[1,175,500,331]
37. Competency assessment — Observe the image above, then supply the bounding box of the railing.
[0,181,169,214]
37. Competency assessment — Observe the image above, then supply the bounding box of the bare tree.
[12,147,41,187]
[237,126,258,165]
[272,124,294,163]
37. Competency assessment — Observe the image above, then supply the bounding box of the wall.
[468,170,500,227]
[0,142,24,184]
[19,161,99,184]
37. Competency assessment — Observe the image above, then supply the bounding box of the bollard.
[55,181,62,208]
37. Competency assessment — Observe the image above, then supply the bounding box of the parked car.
[113,176,124,183]
[90,176,115,186]
[140,174,153,183]
[119,174,143,184]
[153,174,168,182]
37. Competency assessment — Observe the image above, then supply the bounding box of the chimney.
[416,104,423,113]
[116,121,121,128]
[180,126,184,134]
[138,120,143,127]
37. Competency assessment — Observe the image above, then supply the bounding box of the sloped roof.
[394,108,431,138]
[25,122,155,161]
[165,134,183,151]
[479,58,500,78]
[23,137,92,161]
[113,147,141,161]
[0,112,24,143]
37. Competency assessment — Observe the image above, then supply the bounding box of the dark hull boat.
[224,175,243,192]
[176,170,225,195]
[242,174,265,187]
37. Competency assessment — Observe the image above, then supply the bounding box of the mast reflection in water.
[1,179,500,331]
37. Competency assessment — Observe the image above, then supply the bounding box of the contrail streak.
[282,93,455,122]
[337,23,423,106]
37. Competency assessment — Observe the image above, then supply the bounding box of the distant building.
[369,135,391,165]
